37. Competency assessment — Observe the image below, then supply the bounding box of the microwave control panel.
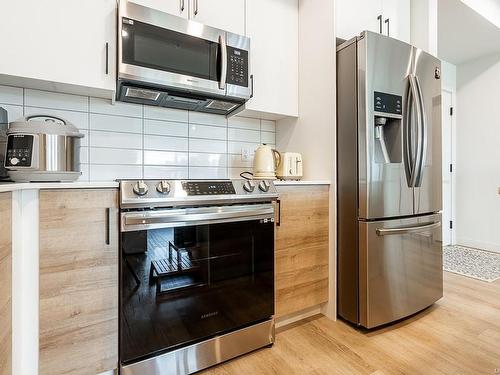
[227,46,249,88]
[5,134,34,167]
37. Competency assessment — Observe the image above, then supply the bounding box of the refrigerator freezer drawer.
[359,213,443,328]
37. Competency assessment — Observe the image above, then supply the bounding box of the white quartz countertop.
[0,181,119,193]
[273,180,331,186]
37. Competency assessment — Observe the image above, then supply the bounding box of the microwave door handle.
[218,34,227,90]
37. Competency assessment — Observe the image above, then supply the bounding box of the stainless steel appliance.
[0,107,8,180]
[119,179,277,375]
[117,1,251,116]
[337,31,443,329]
[4,115,84,182]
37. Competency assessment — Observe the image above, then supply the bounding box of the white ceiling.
[438,0,500,65]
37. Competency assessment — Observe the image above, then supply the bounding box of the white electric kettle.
[253,144,281,179]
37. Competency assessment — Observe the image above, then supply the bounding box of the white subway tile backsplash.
[0,86,23,105]
[144,166,188,179]
[5,85,274,181]
[261,120,276,132]
[228,116,260,130]
[189,153,227,168]
[25,89,88,112]
[24,107,88,129]
[79,164,90,182]
[190,138,226,154]
[90,97,142,118]
[189,124,226,140]
[144,106,188,123]
[80,147,89,164]
[91,148,143,165]
[228,141,260,155]
[90,164,142,181]
[90,113,142,134]
[261,131,276,144]
[144,150,188,166]
[0,104,23,122]
[90,130,142,149]
[189,167,227,179]
[228,154,253,168]
[228,128,260,143]
[144,119,188,137]
[144,135,188,152]
[189,112,227,127]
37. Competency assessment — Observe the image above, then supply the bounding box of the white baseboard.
[455,237,500,253]
[275,305,324,328]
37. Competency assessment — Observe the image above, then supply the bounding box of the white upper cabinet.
[189,0,245,35]
[0,0,116,97]
[242,0,299,119]
[129,0,188,18]
[336,0,383,39]
[382,0,410,43]
[336,0,410,43]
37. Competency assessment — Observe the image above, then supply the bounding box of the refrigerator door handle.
[376,221,441,236]
[408,74,423,188]
[414,75,427,187]
[403,79,414,187]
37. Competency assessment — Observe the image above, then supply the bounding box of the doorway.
[442,89,455,246]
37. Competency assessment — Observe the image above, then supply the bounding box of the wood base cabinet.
[39,189,118,375]
[275,185,329,318]
[0,193,12,375]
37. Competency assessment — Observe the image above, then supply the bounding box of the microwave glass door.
[121,19,219,82]
[120,219,274,365]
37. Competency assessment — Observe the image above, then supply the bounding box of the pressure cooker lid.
[8,115,84,137]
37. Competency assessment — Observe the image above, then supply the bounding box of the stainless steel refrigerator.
[337,31,443,329]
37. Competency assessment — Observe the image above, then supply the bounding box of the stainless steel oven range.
[119,179,277,375]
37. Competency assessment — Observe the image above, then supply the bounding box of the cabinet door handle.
[385,18,390,36]
[276,199,281,227]
[105,207,111,245]
[377,15,383,34]
[180,0,185,12]
[105,42,109,75]
[194,0,199,16]
[250,74,254,98]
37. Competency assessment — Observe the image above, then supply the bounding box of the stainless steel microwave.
[117,1,251,115]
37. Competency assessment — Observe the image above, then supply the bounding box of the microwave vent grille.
[125,87,161,101]
[205,100,239,112]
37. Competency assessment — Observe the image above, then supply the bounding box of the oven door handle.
[122,204,274,230]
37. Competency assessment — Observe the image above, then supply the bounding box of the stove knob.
[156,180,171,195]
[132,180,149,196]
[243,180,255,193]
[10,157,19,165]
[259,180,271,192]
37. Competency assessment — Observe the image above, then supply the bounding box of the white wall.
[275,0,336,320]
[461,0,500,27]
[456,52,500,252]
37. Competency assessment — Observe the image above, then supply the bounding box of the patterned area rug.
[443,245,500,282]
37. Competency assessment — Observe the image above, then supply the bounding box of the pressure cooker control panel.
[5,134,34,167]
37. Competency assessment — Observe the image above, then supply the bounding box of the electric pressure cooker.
[4,115,84,182]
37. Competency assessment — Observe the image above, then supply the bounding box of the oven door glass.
[121,19,220,82]
[120,219,274,364]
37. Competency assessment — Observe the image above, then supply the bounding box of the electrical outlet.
[241,147,252,161]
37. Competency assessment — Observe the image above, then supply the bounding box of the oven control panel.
[5,134,34,167]
[182,181,236,195]
[227,46,249,88]
[120,179,278,209]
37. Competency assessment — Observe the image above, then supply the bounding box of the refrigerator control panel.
[374,92,402,115]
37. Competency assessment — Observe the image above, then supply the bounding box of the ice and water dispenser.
[373,91,403,164]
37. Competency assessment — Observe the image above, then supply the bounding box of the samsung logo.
[201,311,219,319]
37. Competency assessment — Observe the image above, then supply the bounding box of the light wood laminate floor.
[203,272,500,375]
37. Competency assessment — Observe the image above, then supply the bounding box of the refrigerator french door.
[337,31,443,328]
